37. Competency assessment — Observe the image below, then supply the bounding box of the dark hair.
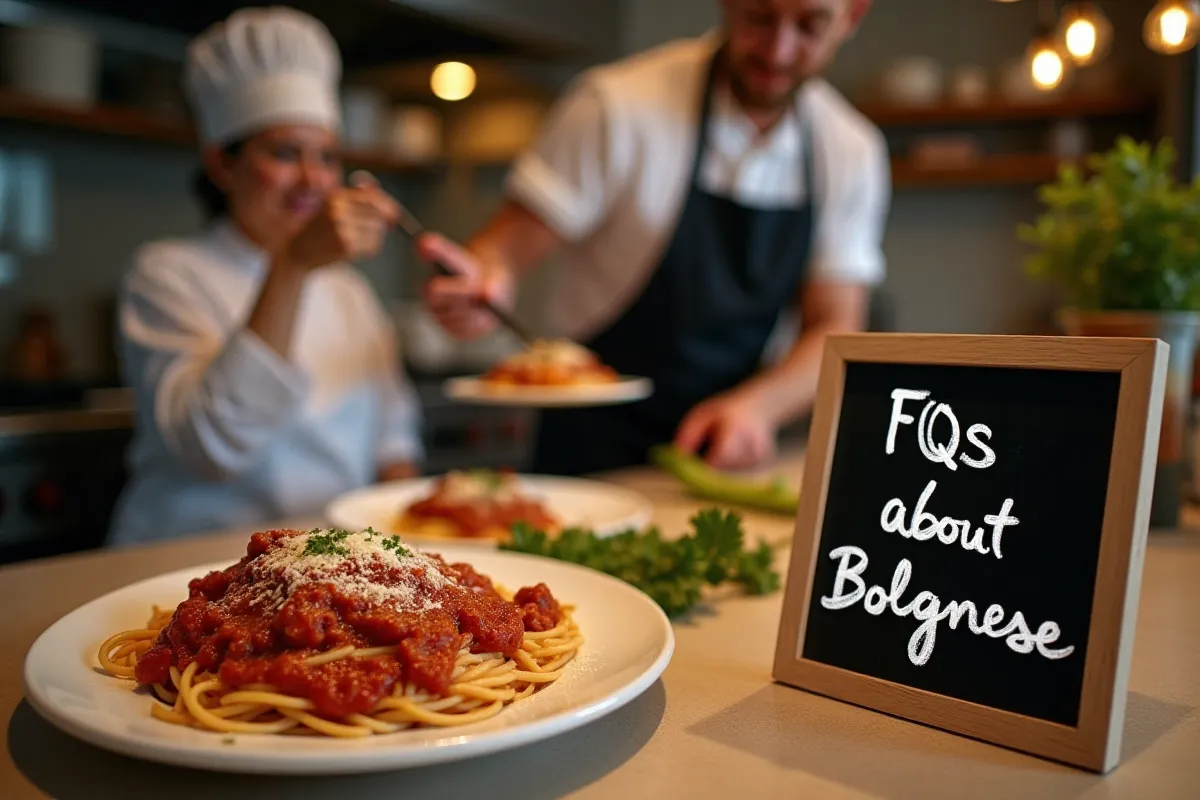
[191,139,246,221]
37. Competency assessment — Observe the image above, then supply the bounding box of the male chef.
[421,0,890,474]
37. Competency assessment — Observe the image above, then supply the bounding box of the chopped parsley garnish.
[380,535,411,557]
[465,468,506,492]
[302,528,352,557]
[302,527,411,558]
[501,508,780,617]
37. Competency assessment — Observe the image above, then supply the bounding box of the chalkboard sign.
[773,334,1167,774]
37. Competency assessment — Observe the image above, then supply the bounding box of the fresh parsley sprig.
[501,508,781,617]
[302,527,411,558]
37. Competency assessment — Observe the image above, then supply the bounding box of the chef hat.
[184,6,342,146]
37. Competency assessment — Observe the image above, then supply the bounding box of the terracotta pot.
[1057,309,1200,528]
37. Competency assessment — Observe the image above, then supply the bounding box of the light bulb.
[1066,19,1096,57]
[1144,0,1200,54]
[1032,50,1064,89]
[1026,37,1067,91]
[1056,3,1113,65]
[430,62,476,101]
[1163,8,1189,45]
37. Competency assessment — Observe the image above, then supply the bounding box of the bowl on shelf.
[879,56,944,107]
[0,25,98,107]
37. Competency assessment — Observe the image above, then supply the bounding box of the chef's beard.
[727,59,806,114]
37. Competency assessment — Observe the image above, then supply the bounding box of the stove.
[412,376,538,474]
[0,414,131,565]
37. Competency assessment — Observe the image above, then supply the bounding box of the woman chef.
[108,8,422,545]
[421,0,888,475]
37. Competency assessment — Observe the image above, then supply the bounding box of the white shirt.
[108,220,424,546]
[506,32,891,342]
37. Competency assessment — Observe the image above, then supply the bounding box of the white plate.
[23,547,674,775]
[325,475,654,547]
[443,376,653,407]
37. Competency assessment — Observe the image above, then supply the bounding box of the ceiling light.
[1056,2,1112,65]
[1144,1,1200,54]
[430,62,476,101]
[1027,34,1067,91]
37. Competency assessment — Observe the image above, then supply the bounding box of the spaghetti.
[97,528,583,738]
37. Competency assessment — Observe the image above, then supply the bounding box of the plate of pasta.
[444,339,652,407]
[325,470,655,546]
[22,527,673,775]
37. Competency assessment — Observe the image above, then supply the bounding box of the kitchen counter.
[2,450,1200,798]
[0,408,133,440]
[0,386,134,441]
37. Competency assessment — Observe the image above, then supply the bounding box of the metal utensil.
[392,201,538,346]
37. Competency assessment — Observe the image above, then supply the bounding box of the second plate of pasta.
[325,472,655,546]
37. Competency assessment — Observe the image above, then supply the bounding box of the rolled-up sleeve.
[505,78,620,242]
[119,248,309,481]
[809,125,891,286]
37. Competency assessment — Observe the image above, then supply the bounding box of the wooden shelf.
[0,89,1114,188]
[891,153,1073,187]
[861,94,1155,126]
[0,89,437,174]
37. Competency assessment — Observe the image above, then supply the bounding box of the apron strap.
[692,46,817,213]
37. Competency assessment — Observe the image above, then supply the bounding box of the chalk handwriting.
[917,400,960,471]
[961,424,996,469]
[885,389,997,471]
[886,389,930,455]
[879,480,1019,560]
[820,546,1074,666]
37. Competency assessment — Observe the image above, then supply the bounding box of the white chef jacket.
[506,31,891,342]
[108,219,424,546]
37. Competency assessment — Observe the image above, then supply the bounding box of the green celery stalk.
[649,444,799,516]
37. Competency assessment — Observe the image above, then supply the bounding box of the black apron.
[533,53,817,476]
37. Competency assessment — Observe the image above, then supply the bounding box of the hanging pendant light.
[1144,0,1200,54]
[1028,38,1067,90]
[1026,0,1069,93]
[430,61,476,101]
[1056,2,1113,65]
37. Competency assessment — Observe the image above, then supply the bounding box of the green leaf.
[1020,137,1200,311]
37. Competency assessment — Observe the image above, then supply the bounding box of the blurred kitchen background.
[0,0,1195,562]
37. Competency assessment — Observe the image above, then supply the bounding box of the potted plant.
[1019,136,1200,528]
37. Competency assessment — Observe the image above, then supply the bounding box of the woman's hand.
[284,176,399,271]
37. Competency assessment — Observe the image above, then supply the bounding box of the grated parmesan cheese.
[502,339,597,369]
[439,470,520,503]
[246,530,457,613]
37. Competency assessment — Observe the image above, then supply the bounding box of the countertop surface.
[3,451,1200,799]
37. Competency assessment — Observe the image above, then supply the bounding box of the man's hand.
[418,233,516,340]
[674,390,777,470]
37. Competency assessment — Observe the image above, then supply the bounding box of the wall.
[393,0,621,60]
[617,0,1171,336]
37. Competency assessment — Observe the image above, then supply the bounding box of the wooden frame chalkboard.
[772,333,1167,773]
